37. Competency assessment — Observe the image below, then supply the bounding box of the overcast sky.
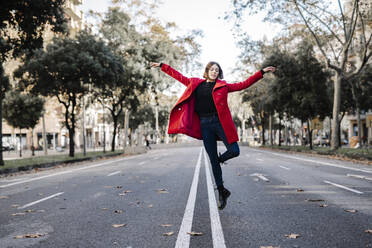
[79,0,279,81]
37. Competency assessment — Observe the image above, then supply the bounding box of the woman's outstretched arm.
[227,66,276,92]
[150,62,191,87]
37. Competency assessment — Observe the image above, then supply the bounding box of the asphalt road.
[0,145,371,248]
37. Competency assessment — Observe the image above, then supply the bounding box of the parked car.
[313,136,330,146]
[1,142,15,151]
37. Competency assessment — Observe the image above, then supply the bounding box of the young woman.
[151,61,275,210]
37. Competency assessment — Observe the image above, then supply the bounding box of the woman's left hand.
[263,66,276,73]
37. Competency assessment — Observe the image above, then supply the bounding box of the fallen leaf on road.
[124,190,132,193]
[319,204,328,208]
[112,224,126,228]
[148,204,153,208]
[104,186,113,189]
[38,193,44,196]
[114,210,123,214]
[344,209,357,213]
[297,189,304,192]
[163,232,174,236]
[365,230,372,234]
[187,231,204,236]
[14,233,46,239]
[161,224,173,227]
[101,208,109,210]
[116,186,123,189]
[237,173,242,176]
[0,196,9,199]
[285,233,300,239]
[157,189,169,194]
[306,199,324,202]
[12,213,26,216]
[24,210,34,213]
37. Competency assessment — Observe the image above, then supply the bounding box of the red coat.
[161,63,263,144]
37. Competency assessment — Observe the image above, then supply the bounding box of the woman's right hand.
[150,62,161,68]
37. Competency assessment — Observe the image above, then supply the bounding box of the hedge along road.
[0,146,372,247]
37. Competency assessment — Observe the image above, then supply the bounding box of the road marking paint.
[175,148,203,248]
[107,171,121,177]
[0,177,29,183]
[347,174,372,181]
[0,157,134,189]
[203,149,227,248]
[279,166,291,170]
[323,180,363,194]
[18,192,64,209]
[139,161,146,165]
[264,150,372,174]
[250,173,270,182]
[256,158,264,162]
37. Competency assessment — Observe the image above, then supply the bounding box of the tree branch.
[338,0,347,40]
[297,1,343,45]
[342,0,359,70]
[294,0,340,72]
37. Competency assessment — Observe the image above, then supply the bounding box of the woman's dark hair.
[203,61,223,80]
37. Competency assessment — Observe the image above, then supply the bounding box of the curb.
[0,147,147,176]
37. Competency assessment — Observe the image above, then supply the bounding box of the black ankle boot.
[218,152,227,165]
[218,187,231,210]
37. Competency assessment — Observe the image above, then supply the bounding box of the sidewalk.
[2,146,144,160]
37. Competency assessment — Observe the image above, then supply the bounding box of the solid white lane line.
[324,180,364,194]
[203,149,227,248]
[0,157,132,189]
[256,158,264,162]
[175,148,203,248]
[279,166,290,170]
[267,151,372,174]
[0,177,29,183]
[139,161,146,165]
[107,171,121,177]
[18,192,64,209]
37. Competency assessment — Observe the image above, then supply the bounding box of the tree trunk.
[19,129,22,157]
[356,108,362,148]
[261,113,266,146]
[269,114,273,146]
[278,115,282,147]
[307,120,313,150]
[31,128,35,156]
[0,98,3,166]
[42,114,47,155]
[111,115,118,152]
[123,110,129,152]
[331,73,342,149]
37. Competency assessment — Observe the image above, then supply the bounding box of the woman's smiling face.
[208,64,219,81]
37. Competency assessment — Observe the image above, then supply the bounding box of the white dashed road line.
[203,148,227,248]
[279,166,291,170]
[250,173,270,182]
[175,148,202,248]
[324,180,364,194]
[107,171,121,177]
[18,192,65,209]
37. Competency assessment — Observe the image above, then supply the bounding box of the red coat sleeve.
[161,64,190,87]
[227,70,263,92]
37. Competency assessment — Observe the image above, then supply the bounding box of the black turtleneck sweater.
[194,81,217,117]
